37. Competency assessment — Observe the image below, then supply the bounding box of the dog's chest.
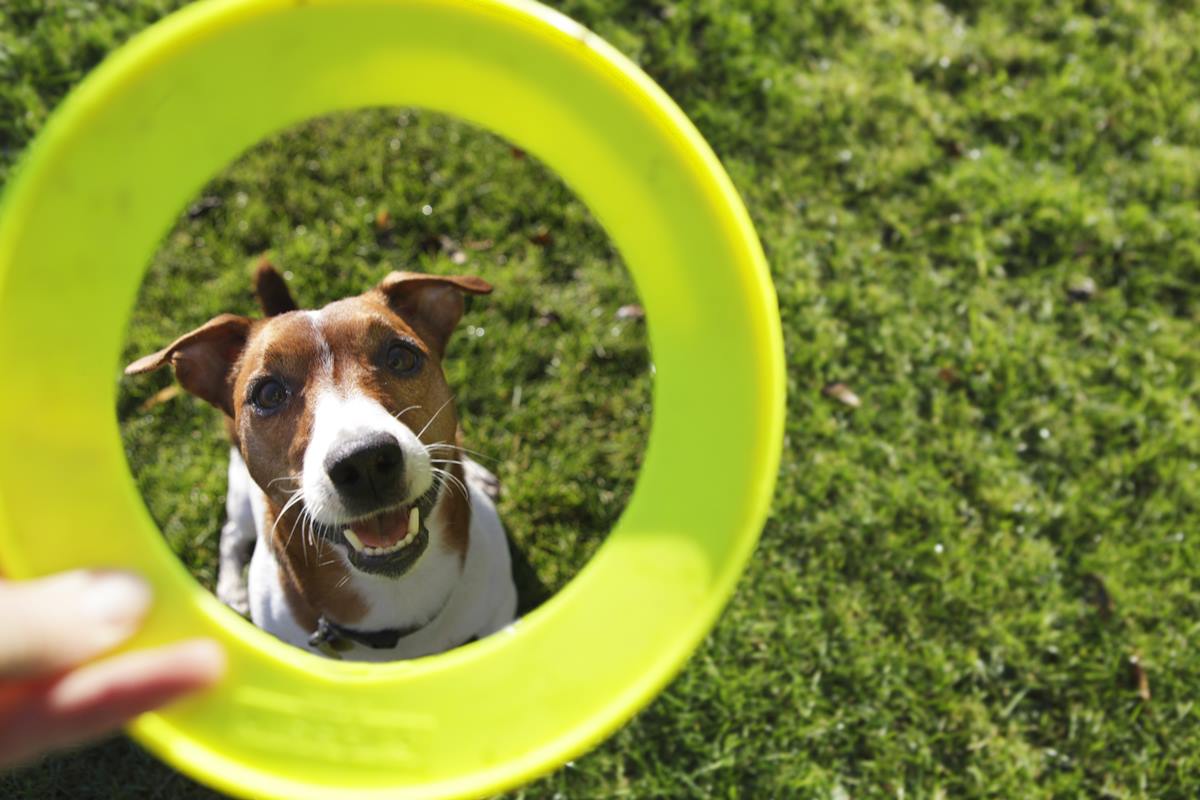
[240,468,518,660]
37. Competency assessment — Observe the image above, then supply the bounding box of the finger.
[0,570,151,679]
[0,638,225,768]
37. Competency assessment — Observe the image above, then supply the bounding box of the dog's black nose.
[324,433,405,507]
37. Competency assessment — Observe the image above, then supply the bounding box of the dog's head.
[127,269,491,578]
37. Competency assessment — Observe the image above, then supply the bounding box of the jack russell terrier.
[126,266,517,660]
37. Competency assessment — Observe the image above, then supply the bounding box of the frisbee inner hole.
[117,107,651,649]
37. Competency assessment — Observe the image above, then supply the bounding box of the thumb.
[0,570,152,680]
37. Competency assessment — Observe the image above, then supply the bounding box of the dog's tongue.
[350,507,409,549]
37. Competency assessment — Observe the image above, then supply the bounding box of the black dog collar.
[307,615,426,659]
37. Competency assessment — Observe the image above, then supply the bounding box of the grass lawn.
[3,0,1199,797]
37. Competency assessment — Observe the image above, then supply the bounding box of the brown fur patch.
[268,500,368,629]
[233,313,326,508]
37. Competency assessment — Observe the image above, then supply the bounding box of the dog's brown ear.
[376,271,493,357]
[124,314,253,416]
[254,261,299,316]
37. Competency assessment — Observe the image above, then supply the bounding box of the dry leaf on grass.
[822,382,861,408]
[937,366,960,385]
[1129,653,1151,702]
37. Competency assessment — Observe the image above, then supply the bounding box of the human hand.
[0,570,225,768]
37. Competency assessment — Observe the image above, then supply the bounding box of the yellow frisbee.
[0,0,784,797]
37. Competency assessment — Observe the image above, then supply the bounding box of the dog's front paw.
[216,531,253,618]
[463,457,501,502]
[216,572,251,618]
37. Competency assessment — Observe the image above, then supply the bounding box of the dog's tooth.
[343,529,365,552]
[346,512,425,559]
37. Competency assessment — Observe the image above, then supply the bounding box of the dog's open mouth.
[343,505,422,556]
[332,483,441,576]
[338,505,429,576]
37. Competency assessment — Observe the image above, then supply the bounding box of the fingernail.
[82,570,152,636]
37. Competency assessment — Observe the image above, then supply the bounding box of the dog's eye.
[385,341,421,375]
[250,378,289,413]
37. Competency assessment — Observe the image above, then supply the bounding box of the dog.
[126,265,517,660]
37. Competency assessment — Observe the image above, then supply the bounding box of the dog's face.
[127,272,491,578]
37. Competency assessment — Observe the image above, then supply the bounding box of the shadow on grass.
[2,737,224,800]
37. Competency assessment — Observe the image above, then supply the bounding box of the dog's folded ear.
[124,314,253,416]
[376,271,493,357]
[254,261,299,317]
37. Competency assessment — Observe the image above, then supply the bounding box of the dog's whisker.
[423,446,464,456]
[416,397,455,440]
[309,501,329,549]
[284,508,306,554]
[281,492,305,522]
[430,460,470,479]
[301,504,323,567]
[277,486,304,512]
[267,474,302,487]
[392,404,421,422]
[431,466,469,500]
[424,442,499,464]
[305,499,336,568]
[276,491,307,547]
[299,509,312,568]
[313,505,329,549]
